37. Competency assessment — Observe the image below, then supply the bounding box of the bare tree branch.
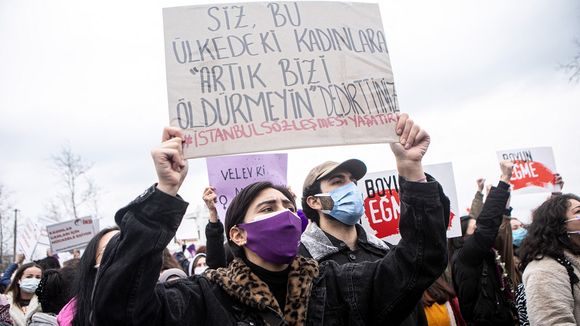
[49,146,100,221]
[560,39,580,84]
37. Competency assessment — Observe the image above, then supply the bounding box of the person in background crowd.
[56,226,119,326]
[161,248,182,272]
[92,120,449,325]
[71,249,80,260]
[422,275,466,326]
[34,255,59,272]
[158,248,187,283]
[0,255,25,292]
[450,161,517,325]
[0,292,11,326]
[190,253,207,275]
[29,266,77,325]
[519,193,580,325]
[510,217,527,258]
[3,263,43,326]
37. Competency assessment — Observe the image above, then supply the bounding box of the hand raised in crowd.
[15,253,25,265]
[499,160,514,184]
[202,186,219,223]
[390,113,429,181]
[477,178,485,193]
[152,126,189,196]
[554,173,564,191]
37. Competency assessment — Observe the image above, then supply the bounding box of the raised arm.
[460,161,512,265]
[321,114,449,325]
[203,186,227,269]
[93,127,205,325]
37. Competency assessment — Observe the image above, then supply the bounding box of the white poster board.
[46,218,98,253]
[358,162,461,245]
[496,147,557,194]
[163,2,400,158]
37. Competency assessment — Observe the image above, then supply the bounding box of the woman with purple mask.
[92,117,450,325]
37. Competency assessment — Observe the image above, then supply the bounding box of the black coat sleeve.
[92,185,206,326]
[205,220,227,269]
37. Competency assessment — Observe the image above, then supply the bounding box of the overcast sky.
[1,0,579,236]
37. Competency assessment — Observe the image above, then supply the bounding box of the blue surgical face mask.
[20,277,40,294]
[316,182,364,225]
[512,227,528,247]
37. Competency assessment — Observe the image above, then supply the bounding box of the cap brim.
[318,159,367,181]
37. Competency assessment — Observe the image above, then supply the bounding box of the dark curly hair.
[519,193,580,272]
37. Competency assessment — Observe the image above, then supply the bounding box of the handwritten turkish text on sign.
[358,163,461,245]
[207,153,288,220]
[163,2,400,158]
[496,147,557,193]
[46,218,98,253]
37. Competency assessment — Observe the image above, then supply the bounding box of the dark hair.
[519,194,580,271]
[196,245,207,254]
[4,262,43,307]
[301,180,322,225]
[36,266,77,313]
[35,256,61,270]
[422,275,456,306]
[72,226,119,326]
[161,248,182,272]
[225,181,296,258]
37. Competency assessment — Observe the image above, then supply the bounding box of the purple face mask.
[238,209,302,264]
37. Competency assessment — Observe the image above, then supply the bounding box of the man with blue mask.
[300,124,431,325]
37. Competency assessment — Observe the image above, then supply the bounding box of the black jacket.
[451,181,514,325]
[93,177,449,325]
[299,220,428,326]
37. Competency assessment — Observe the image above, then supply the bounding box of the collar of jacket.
[300,222,390,261]
[204,256,319,326]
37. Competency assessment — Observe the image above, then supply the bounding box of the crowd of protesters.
[0,114,577,325]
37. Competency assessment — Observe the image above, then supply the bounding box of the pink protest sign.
[206,153,288,220]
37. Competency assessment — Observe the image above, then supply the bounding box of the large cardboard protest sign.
[358,163,461,245]
[496,147,557,193]
[207,153,288,220]
[163,2,400,158]
[46,218,98,253]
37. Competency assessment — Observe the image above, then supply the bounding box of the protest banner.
[163,2,400,158]
[46,218,98,253]
[358,162,461,245]
[206,153,288,220]
[496,147,557,193]
[16,219,42,260]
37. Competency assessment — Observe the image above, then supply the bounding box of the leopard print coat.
[205,256,319,326]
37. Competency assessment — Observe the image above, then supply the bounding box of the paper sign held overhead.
[206,153,288,220]
[46,218,98,253]
[163,2,400,158]
[496,147,557,194]
[358,162,461,245]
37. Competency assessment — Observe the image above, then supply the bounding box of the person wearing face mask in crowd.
[299,128,430,323]
[519,194,580,325]
[2,263,43,326]
[510,218,527,258]
[191,253,208,275]
[91,118,449,325]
